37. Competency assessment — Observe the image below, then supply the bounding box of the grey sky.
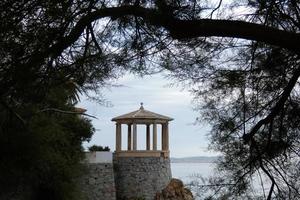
[79,73,216,157]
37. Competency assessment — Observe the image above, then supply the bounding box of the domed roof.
[111,103,173,122]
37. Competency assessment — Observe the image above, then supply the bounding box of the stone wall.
[113,156,172,200]
[80,163,116,200]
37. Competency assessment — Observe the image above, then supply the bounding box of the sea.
[171,162,270,200]
[171,162,216,200]
[171,162,215,182]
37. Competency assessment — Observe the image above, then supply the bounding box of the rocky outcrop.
[155,178,194,200]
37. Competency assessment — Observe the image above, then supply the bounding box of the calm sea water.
[171,162,270,199]
[171,162,215,183]
[171,162,215,199]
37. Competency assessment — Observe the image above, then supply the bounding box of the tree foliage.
[1,0,300,199]
[0,82,94,199]
[88,145,110,151]
[184,1,300,199]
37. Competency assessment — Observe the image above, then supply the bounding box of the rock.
[155,178,194,200]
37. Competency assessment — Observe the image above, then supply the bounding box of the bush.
[88,145,110,152]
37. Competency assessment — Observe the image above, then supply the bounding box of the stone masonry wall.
[113,156,172,200]
[80,163,116,200]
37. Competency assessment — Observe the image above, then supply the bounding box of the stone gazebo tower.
[112,103,173,200]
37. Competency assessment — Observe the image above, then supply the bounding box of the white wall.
[84,151,113,163]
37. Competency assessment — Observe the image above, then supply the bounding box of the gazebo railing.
[114,150,169,158]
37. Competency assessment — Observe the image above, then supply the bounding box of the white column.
[127,124,132,150]
[165,123,169,151]
[146,124,150,150]
[133,123,137,150]
[162,123,166,150]
[153,123,157,150]
[116,123,122,152]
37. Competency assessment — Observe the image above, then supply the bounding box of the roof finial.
[140,102,144,110]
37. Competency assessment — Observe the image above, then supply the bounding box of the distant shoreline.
[171,156,220,163]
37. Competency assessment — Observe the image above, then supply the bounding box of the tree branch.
[86,6,300,52]
[0,98,26,125]
[33,5,300,67]
[88,24,102,53]
[243,66,300,143]
[267,182,275,200]
[37,108,98,119]
[210,0,223,18]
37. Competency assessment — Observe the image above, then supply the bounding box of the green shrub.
[88,145,110,152]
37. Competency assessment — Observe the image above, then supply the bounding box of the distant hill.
[171,156,220,163]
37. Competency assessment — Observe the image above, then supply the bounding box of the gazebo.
[111,103,173,158]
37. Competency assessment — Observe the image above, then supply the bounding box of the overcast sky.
[78,73,217,158]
